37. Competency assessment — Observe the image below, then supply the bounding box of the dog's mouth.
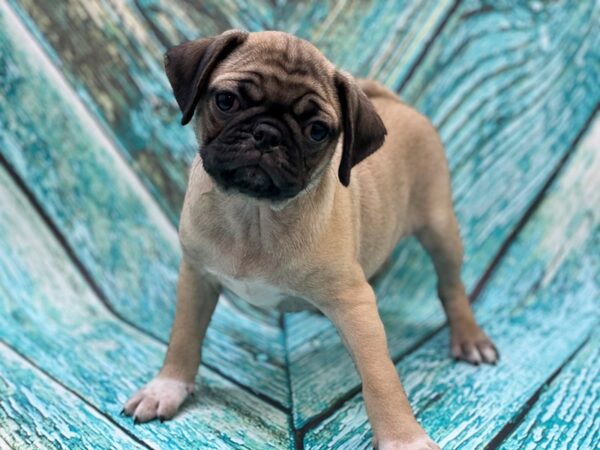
[201,141,306,200]
[220,165,283,198]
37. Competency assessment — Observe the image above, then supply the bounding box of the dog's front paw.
[122,377,194,423]
[377,436,440,450]
[451,323,499,365]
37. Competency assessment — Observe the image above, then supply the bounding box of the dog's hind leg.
[416,209,499,365]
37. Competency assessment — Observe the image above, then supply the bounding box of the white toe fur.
[123,377,194,422]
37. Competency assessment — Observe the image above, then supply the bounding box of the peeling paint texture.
[0,1,599,449]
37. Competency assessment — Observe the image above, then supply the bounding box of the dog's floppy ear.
[164,30,249,125]
[335,72,387,186]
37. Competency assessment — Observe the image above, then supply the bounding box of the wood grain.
[0,2,288,407]
[3,0,600,447]
[7,0,453,223]
[1,0,467,411]
[303,115,600,448]
[6,0,269,223]
[499,331,600,450]
[0,341,146,450]
[129,0,275,43]
[0,167,291,449]
[285,0,600,427]
[278,0,454,85]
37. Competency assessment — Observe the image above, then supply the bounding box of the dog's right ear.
[164,30,249,125]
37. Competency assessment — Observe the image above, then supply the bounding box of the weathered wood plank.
[303,115,600,448]
[6,0,270,223]
[8,0,453,223]
[278,0,454,85]
[1,0,467,410]
[0,341,146,450]
[285,0,600,427]
[499,330,600,450]
[0,3,288,407]
[129,0,275,43]
[8,0,600,440]
[0,167,291,449]
[0,436,11,450]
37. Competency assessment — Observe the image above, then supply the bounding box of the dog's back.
[350,80,453,278]
[358,79,401,101]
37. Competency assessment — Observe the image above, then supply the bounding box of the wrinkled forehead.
[211,32,339,120]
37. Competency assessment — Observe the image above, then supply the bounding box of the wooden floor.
[0,1,599,449]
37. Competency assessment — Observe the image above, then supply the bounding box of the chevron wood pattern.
[0,0,599,449]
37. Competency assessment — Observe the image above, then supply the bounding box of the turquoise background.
[0,1,598,449]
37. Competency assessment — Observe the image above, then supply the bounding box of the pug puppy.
[123,30,498,449]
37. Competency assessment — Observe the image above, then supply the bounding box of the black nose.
[253,123,282,149]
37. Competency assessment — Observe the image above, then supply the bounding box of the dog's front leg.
[123,260,219,423]
[322,282,439,450]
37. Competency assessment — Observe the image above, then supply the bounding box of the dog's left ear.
[164,30,249,125]
[335,72,387,186]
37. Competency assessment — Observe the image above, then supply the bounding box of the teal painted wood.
[0,167,291,449]
[133,0,275,42]
[8,0,452,223]
[0,341,146,450]
[2,0,464,411]
[0,3,288,407]
[278,0,454,86]
[285,0,600,427]
[303,115,600,448]
[0,437,11,450]
[4,2,598,446]
[5,0,268,225]
[499,330,600,450]
[7,0,193,224]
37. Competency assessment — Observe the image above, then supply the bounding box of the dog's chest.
[216,272,282,307]
[207,269,311,312]
[181,182,314,311]
[186,226,312,311]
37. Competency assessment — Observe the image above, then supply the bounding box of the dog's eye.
[215,92,238,112]
[308,121,329,142]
